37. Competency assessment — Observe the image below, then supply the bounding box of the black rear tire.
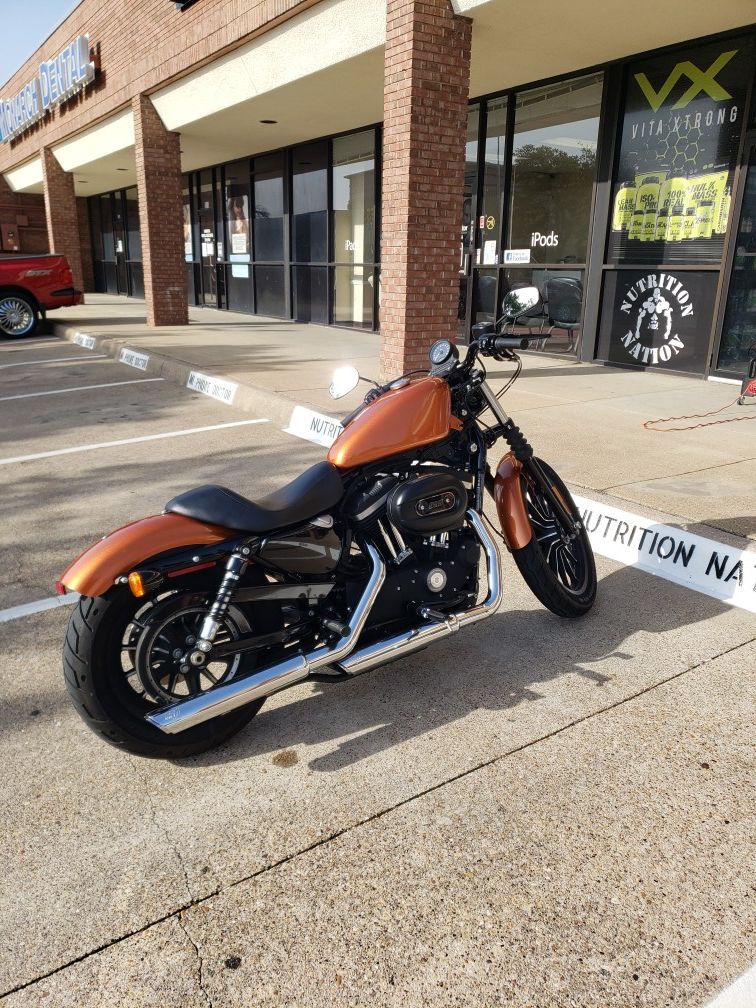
[510,458,596,618]
[63,586,269,758]
[0,292,38,337]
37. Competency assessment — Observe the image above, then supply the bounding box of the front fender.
[59,513,235,598]
[493,452,533,550]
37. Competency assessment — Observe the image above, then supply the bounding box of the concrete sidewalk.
[50,294,756,541]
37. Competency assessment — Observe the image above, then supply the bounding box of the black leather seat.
[165,461,344,533]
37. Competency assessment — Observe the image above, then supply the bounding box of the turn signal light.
[128,571,146,598]
[55,581,67,596]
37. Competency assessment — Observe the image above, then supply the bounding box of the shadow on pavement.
[186,558,732,773]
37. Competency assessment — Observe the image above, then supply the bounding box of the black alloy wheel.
[510,458,596,618]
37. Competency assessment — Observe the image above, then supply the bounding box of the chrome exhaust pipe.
[146,542,386,734]
[335,509,502,677]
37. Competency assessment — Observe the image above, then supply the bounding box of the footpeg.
[418,607,447,623]
[322,617,350,637]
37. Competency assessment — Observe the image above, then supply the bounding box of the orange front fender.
[493,452,532,550]
[59,513,235,599]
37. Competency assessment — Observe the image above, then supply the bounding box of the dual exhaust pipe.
[147,510,502,735]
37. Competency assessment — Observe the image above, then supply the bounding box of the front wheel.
[511,458,596,618]
[0,293,39,337]
[63,580,280,758]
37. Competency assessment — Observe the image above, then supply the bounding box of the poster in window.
[608,37,752,265]
[597,269,717,373]
[183,202,193,259]
[227,195,250,256]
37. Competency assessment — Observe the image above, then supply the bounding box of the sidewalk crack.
[128,756,194,906]
[176,912,212,1008]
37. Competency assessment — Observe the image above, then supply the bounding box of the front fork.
[478,381,582,549]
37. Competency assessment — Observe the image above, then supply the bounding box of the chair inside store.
[543,276,583,352]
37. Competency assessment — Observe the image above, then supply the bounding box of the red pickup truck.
[0,254,83,338]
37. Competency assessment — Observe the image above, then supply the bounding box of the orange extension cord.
[644,395,756,432]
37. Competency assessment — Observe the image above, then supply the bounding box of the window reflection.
[332,130,376,328]
[508,73,602,263]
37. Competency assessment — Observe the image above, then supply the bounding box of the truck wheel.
[0,293,39,337]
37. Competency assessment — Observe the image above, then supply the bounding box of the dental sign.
[0,35,95,143]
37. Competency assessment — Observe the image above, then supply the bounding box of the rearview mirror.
[502,285,541,320]
[329,365,360,400]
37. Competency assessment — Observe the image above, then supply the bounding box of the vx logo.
[634,50,737,112]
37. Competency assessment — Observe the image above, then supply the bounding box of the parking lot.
[0,335,753,1006]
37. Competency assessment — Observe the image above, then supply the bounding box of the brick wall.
[380,0,471,376]
[133,95,187,326]
[0,177,48,254]
[0,0,320,175]
[41,148,84,290]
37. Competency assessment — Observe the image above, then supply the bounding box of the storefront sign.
[0,36,95,143]
[531,231,559,248]
[597,269,716,372]
[608,39,751,265]
[572,494,756,614]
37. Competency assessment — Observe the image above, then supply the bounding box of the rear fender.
[492,452,532,550]
[59,513,236,599]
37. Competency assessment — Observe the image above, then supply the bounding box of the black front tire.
[63,589,265,758]
[510,459,596,618]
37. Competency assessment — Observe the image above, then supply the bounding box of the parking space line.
[0,354,108,369]
[0,593,79,624]
[0,378,164,402]
[0,417,269,466]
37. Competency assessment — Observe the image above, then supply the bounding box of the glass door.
[198,170,218,307]
[716,142,756,376]
[112,194,129,295]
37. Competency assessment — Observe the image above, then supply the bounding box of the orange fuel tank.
[327,376,451,469]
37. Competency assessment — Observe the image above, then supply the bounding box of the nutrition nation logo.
[618,272,694,366]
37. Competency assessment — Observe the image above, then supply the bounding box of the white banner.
[186,371,237,404]
[118,348,149,371]
[573,494,756,613]
[284,406,344,448]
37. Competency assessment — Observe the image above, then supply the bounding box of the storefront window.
[480,97,508,263]
[717,146,756,375]
[292,141,328,263]
[224,159,251,259]
[124,187,143,298]
[508,73,602,264]
[608,39,751,266]
[332,129,376,328]
[253,153,285,262]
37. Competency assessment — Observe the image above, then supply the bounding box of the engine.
[346,469,481,629]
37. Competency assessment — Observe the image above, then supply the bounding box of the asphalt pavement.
[0,332,753,1007]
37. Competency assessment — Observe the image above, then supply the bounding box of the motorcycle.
[58,286,596,758]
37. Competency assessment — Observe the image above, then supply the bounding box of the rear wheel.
[0,293,38,337]
[510,458,596,618]
[63,579,282,758]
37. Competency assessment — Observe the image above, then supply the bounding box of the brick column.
[41,148,84,292]
[132,94,187,326]
[380,0,471,376]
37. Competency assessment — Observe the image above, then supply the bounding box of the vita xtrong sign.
[0,35,95,143]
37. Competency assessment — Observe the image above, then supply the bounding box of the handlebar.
[491,336,530,351]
